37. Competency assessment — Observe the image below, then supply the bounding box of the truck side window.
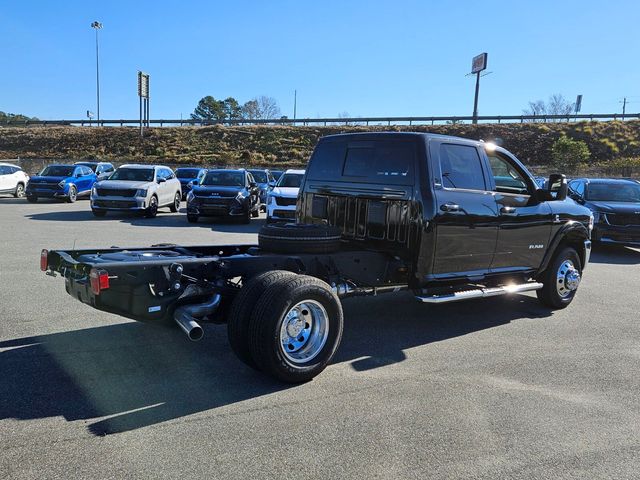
[569,180,584,197]
[439,144,486,191]
[487,153,529,195]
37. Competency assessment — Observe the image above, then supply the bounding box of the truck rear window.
[307,140,415,185]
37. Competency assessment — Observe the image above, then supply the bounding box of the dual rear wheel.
[227,271,343,383]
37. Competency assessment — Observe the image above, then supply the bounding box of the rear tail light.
[40,249,49,271]
[90,268,110,295]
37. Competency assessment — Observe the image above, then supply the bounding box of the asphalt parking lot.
[1,198,640,479]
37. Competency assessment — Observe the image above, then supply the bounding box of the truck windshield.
[249,171,268,183]
[109,168,155,182]
[586,183,640,202]
[277,173,303,188]
[202,171,245,187]
[40,165,75,177]
[175,168,200,179]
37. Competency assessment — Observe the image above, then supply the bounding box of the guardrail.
[1,113,639,128]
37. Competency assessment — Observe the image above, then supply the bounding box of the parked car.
[175,167,208,200]
[0,162,29,198]
[26,164,96,203]
[43,132,592,383]
[271,170,284,181]
[74,161,115,180]
[266,169,305,223]
[569,178,640,246]
[186,169,260,223]
[248,169,276,211]
[90,164,182,218]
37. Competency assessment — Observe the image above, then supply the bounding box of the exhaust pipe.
[173,293,221,341]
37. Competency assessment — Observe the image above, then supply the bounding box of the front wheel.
[170,192,181,212]
[14,183,25,198]
[536,247,582,309]
[67,185,77,203]
[145,195,158,218]
[248,275,344,383]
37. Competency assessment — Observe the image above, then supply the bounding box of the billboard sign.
[137,71,150,98]
[471,52,488,74]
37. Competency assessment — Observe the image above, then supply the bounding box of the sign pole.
[472,72,480,124]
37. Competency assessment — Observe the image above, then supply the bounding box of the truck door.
[482,148,552,272]
[430,141,499,278]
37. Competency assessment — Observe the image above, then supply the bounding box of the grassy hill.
[1,121,639,173]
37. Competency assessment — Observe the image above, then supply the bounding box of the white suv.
[90,164,182,218]
[266,169,305,223]
[0,163,29,198]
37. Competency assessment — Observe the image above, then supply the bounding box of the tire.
[26,195,37,203]
[170,192,180,213]
[251,205,259,218]
[258,223,342,254]
[14,183,25,198]
[67,185,77,203]
[242,206,251,224]
[227,270,297,369]
[92,209,107,217]
[145,195,158,218]
[187,214,199,223]
[536,246,582,309]
[247,275,344,383]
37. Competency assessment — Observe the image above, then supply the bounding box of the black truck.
[41,133,593,382]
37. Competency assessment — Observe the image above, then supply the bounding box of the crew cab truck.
[41,133,593,383]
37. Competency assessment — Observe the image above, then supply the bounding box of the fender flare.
[538,220,589,273]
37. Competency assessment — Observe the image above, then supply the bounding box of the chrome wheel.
[556,259,581,298]
[279,300,329,364]
[15,184,25,198]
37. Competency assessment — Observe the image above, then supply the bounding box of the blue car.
[175,167,208,199]
[26,164,97,203]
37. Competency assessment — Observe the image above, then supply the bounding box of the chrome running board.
[415,282,543,304]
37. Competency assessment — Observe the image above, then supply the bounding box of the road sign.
[137,71,150,98]
[471,53,488,74]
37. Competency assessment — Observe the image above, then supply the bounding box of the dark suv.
[569,178,640,246]
[186,169,260,223]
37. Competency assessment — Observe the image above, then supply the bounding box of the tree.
[523,94,575,121]
[241,99,260,120]
[550,135,590,173]
[255,96,281,120]
[0,111,38,124]
[221,97,242,121]
[191,96,225,121]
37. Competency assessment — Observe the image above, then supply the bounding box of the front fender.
[538,220,590,273]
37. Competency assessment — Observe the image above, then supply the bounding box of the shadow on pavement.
[0,292,552,436]
[589,244,640,265]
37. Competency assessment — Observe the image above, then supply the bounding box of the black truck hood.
[585,200,640,214]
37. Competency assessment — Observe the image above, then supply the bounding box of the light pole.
[91,21,103,124]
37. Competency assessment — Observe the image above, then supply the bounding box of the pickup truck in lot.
[42,133,593,383]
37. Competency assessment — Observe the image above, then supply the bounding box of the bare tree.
[256,96,281,120]
[523,94,575,122]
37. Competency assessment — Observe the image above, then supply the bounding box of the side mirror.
[190,179,199,186]
[157,177,166,183]
[75,172,82,178]
[548,173,568,201]
[250,181,257,188]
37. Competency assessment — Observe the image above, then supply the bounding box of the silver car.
[90,164,182,218]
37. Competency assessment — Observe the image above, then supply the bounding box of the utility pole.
[293,90,297,123]
[472,72,481,124]
[91,21,103,124]
[622,97,627,116]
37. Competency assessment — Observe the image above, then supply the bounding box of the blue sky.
[1,0,638,120]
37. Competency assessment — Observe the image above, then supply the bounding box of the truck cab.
[298,132,592,289]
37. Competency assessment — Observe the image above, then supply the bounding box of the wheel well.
[557,234,587,269]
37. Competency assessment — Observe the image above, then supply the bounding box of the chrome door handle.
[440,203,461,212]
[500,206,517,215]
